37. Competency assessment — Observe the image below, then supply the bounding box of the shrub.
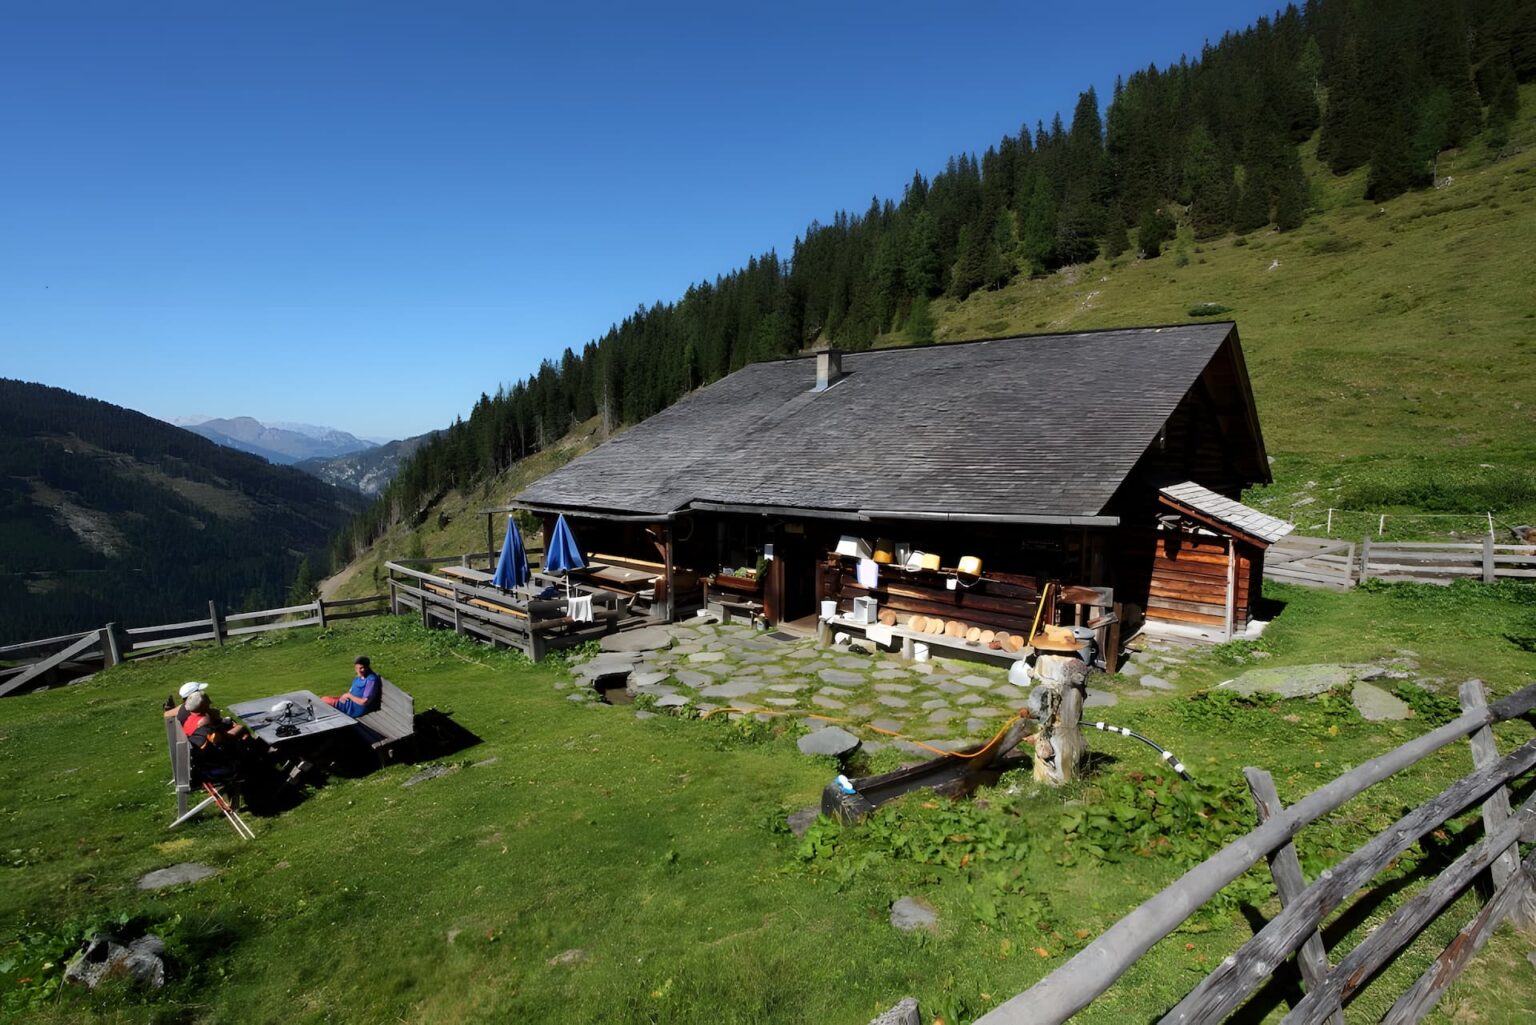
[1188,303,1232,317]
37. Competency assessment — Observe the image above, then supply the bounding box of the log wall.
[824,557,1051,636]
[1118,530,1255,632]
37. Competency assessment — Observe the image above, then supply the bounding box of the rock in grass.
[65,934,167,990]
[797,726,861,758]
[137,864,218,890]
[547,948,589,966]
[403,764,457,787]
[1139,675,1175,691]
[868,997,921,1025]
[786,807,821,837]
[889,897,939,933]
[1220,664,1375,698]
[1352,681,1413,721]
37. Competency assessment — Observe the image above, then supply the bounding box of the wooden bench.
[351,677,415,765]
[163,714,253,838]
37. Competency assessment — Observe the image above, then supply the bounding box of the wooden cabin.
[508,323,1291,644]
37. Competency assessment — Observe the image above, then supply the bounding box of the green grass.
[3,578,1534,1024]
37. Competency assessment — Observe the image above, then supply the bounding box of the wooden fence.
[972,679,1536,1024]
[1265,535,1536,590]
[0,594,388,698]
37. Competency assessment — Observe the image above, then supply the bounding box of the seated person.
[322,656,381,718]
[181,692,252,778]
[164,681,245,738]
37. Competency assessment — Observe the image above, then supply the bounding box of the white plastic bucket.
[913,642,930,663]
[821,600,838,620]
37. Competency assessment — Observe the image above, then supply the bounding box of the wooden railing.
[1265,535,1536,590]
[974,679,1536,1025]
[0,593,389,698]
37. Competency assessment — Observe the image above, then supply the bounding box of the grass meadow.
[3,576,1534,1024]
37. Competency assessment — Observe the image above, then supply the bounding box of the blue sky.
[2,1,1284,440]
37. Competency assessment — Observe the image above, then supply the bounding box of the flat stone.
[894,740,930,757]
[848,703,874,717]
[696,702,721,716]
[787,807,821,837]
[654,694,690,709]
[835,657,871,670]
[547,948,588,967]
[764,698,800,707]
[870,718,905,733]
[565,693,589,703]
[786,648,820,660]
[819,669,866,686]
[966,718,992,734]
[869,996,921,1025]
[1117,661,1143,678]
[955,693,983,706]
[876,694,910,708]
[601,626,674,652]
[819,686,856,700]
[671,643,703,655]
[674,670,712,687]
[798,726,862,758]
[1353,681,1413,721]
[1083,689,1118,707]
[1139,675,1175,691]
[740,653,779,665]
[923,738,972,752]
[628,671,671,689]
[937,682,969,695]
[688,651,726,663]
[633,710,658,720]
[692,663,731,676]
[874,682,914,693]
[768,682,808,693]
[928,708,960,723]
[922,698,950,710]
[760,665,789,677]
[957,674,994,688]
[812,694,846,709]
[862,740,887,754]
[872,669,910,680]
[994,684,1025,700]
[970,706,1002,718]
[632,683,678,698]
[473,756,500,767]
[138,864,219,890]
[1220,664,1376,698]
[700,680,764,699]
[890,897,940,933]
[909,663,936,675]
[404,764,460,786]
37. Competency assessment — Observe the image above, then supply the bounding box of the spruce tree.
[906,294,935,344]
[1184,125,1235,239]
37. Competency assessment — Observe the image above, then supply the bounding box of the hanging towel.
[856,557,879,590]
[568,595,594,623]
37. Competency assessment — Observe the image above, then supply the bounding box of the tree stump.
[1032,654,1089,785]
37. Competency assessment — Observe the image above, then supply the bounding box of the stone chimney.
[814,347,843,392]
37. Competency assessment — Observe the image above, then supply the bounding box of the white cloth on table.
[568,595,594,623]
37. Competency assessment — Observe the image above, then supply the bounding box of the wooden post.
[1343,542,1356,588]
[1459,680,1521,893]
[100,623,122,667]
[208,601,223,646]
[388,579,398,615]
[1360,535,1372,581]
[1104,602,1122,675]
[1223,539,1237,641]
[1244,767,1342,1025]
[1482,535,1495,583]
[315,599,327,628]
[451,585,463,635]
[1032,654,1087,786]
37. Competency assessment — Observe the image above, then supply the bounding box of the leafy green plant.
[1391,681,1461,725]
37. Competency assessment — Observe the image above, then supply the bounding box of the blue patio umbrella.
[491,516,530,591]
[544,514,587,576]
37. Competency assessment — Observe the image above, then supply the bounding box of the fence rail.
[973,680,1536,1025]
[0,593,390,697]
[1266,535,1536,590]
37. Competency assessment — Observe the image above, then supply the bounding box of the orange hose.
[697,705,1031,760]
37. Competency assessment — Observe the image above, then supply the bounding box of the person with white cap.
[163,682,244,737]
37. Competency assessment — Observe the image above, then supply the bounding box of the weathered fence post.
[100,623,122,667]
[1032,654,1087,785]
[1459,680,1521,893]
[451,585,463,635]
[388,578,398,615]
[1244,767,1342,1025]
[315,598,327,628]
[208,601,224,646]
[1482,535,1495,583]
[1360,535,1372,581]
[1344,542,1356,587]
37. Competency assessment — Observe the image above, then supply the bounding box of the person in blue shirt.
[322,656,381,718]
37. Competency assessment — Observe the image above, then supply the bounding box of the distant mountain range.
[1,381,368,644]
[295,431,439,496]
[170,415,376,465]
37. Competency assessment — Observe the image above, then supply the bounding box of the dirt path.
[319,557,365,600]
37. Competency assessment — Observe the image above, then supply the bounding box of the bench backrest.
[354,677,414,749]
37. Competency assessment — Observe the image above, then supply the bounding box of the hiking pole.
[202,783,255,840]
[1083,720,1194,780]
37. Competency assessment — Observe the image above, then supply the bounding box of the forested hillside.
[333,0,1535,566]
[0,381,366,644]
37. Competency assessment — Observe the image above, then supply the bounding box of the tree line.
[332,0,1532,564]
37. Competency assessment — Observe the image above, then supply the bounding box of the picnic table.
[583,563,659,587]
[439,565,495,585]
[228,690,358,747]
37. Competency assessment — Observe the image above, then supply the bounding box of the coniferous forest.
[333,0,1534,565]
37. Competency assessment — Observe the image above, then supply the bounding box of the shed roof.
[1159,481,1294,544]
[516,323,1265,523]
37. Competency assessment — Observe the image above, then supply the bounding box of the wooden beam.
[1459,680,1520,892]
[0,632,101,698]
[1244,768,1340,1025]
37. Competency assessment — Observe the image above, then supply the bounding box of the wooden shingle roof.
[516,323,1264,523]
[1159,481,1294,544]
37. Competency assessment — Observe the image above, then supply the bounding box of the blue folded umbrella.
[544,514,586,575]
[491,516,530,590]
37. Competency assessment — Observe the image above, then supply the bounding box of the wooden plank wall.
[825,557,1051,636]
[1121,532,1247,631]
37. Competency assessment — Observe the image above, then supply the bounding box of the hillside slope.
[296,430,438,496]
[0,381,367,643]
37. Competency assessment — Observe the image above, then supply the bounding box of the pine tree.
[1017,173,1057,274]
[1136,208,1176,258]
[288,557,318,605]
[1184,125,1235,239]
[1102,203,1130,258]
[906,294,935,344]
[1272,148,1310,230]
